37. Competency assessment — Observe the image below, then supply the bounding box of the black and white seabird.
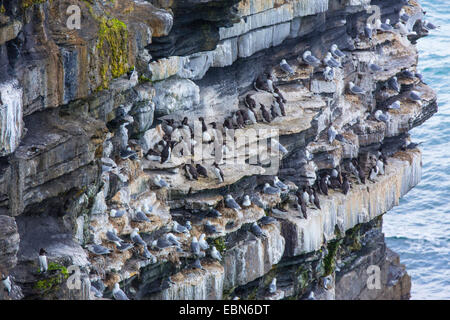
[106,229,123,244]
[297,196,308,219]
[376,18,394,32]
[196,164,208,178]
[110,209,126,218]
[263,183,281,195]
[374,110,390,123]
[213,163,224,183]
[198,117,213,142]
[312,188,321,209]
[185,164,199,181]
[208,208,222,218]
[342,175,350,195]
[369,62,383,73]
[160,141,171,164]
[280,59,295,75]
[302,51,321,67]
[145,148,161,162]
[113,283,129,300]
[369,165,379,182]
[245,94,257,109]
[422,20,439,31]
[235,110,245,128]
[39,248,48,272]
[319,175,329,195]
[260,104,272,123]
[152,237,173,250]
[115,242,133,252]
[2,274,11,295]
[274,95,286,116]
[190,236,201,256]
[399,8,410,23]
[166,233,182,247]
[402,69,415,79]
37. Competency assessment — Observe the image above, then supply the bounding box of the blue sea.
[383,0,450,300]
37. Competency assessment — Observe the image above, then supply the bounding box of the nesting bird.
[280,59,295,75]
[113,283,129,300]
[263,183,281,195]
[302,51,321,67]
[323,66,335,81]
[39,248,48,273]
[330,44,345,59]
[348,82,365,95]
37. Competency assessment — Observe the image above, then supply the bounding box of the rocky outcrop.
[0,0,436,300]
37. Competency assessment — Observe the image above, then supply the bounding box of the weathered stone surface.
[0,215,20,271]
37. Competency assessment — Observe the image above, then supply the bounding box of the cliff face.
[0,0,435,300]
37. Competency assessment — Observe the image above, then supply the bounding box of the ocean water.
[383,0,450,300]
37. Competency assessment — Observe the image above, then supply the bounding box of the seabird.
[198,234,209,250]
[312,188,321,209]
[272,207,288,215]
[369,165,379,182]
[374,110,390,123]
[225,194,242,211]
[208,208,222,218]
[274,87,287,103]
[409,90,422,105]
[146,148,161,162]
[324,52,342,68]
[307,292,315,300]
[348,81,365,95]
[192,259,205,270]
[323,66,335,81]
[198,117,213,142]
[223,117,234,130]
[185,221,192,231]
[2,275,11,295]
[302,51,321,67]
[245,106,258,125]
[234,110,245,128]
[331,44,345,59]
[245,94,257,109]
[348,160,361,183]
[120,147,137,160]
[204,221,219,234]
[133,210,151,222]
[39,248,48,272]
[274,176,288,191]
[172,221,189,234]
[90,284,103,298]
[251,194,267,209]
[153,175,168,188]
[364,23,373,39]
[160,141,171,164]
[369,62,383,73]
[185,164,198,181]
[213,163,224,183]
[113,283,129,300]
[399,9,410,23]
[88,244,111,255]
[110,209,126,218]
[242,195,252,207]
[131,228,147,247]
[152,237,172,250]
[259,216,277,225]
[280,59,295,75]
[260,104,272,123]
[115,242,133,252]
[263,183,281,195]
[271,139,288,155]
[297,196,308,219]
[328,126,338,144]
[250,222,265,238]
[142,246,157,262]
[106,229,123,244]
[376,18,394,32]
[268,278,277,294]
[422,20,439,31]
[190,236,201,256]
[342,175,350,195]
[166,233,182,247]
[210,246,222,261]
[388,77,400,92]
[402,69,415,79]
[319,175,329,195]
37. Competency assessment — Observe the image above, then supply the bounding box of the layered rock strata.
[0,0,435,300]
